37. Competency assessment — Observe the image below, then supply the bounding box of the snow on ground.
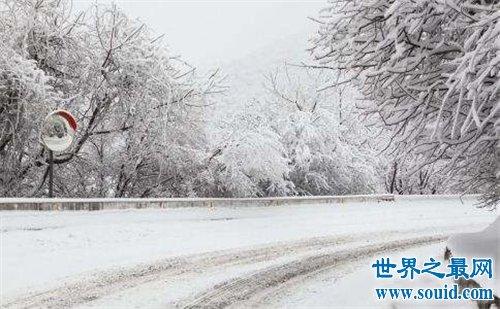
[271,243,479,308]
[447,216,500,295]
[0,197,497,307]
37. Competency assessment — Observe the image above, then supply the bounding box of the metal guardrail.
[0,194,480,211]
[0,194,396,211]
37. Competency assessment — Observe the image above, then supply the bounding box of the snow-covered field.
[0,197,497,308]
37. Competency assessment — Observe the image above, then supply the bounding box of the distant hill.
[222,31,315,105]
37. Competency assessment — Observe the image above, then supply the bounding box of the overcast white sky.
[73,0,324,69]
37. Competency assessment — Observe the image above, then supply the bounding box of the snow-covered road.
[1,197,497,308]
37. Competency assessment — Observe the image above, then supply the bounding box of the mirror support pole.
[49,150,54,198]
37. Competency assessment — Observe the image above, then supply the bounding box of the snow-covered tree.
[385,158,453,195]
[0,0,223,197]
[201,99,293,197]
[312,0,499,205]
[203,65,381,197]
[264,66,381,195]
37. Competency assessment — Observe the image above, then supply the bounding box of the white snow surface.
[278,244,479,309]
[447,216,500,295]
[0,197,497,307]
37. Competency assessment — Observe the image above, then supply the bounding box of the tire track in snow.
[2,234,360,309]
[180,235,448,308]
[3,229,451,309]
